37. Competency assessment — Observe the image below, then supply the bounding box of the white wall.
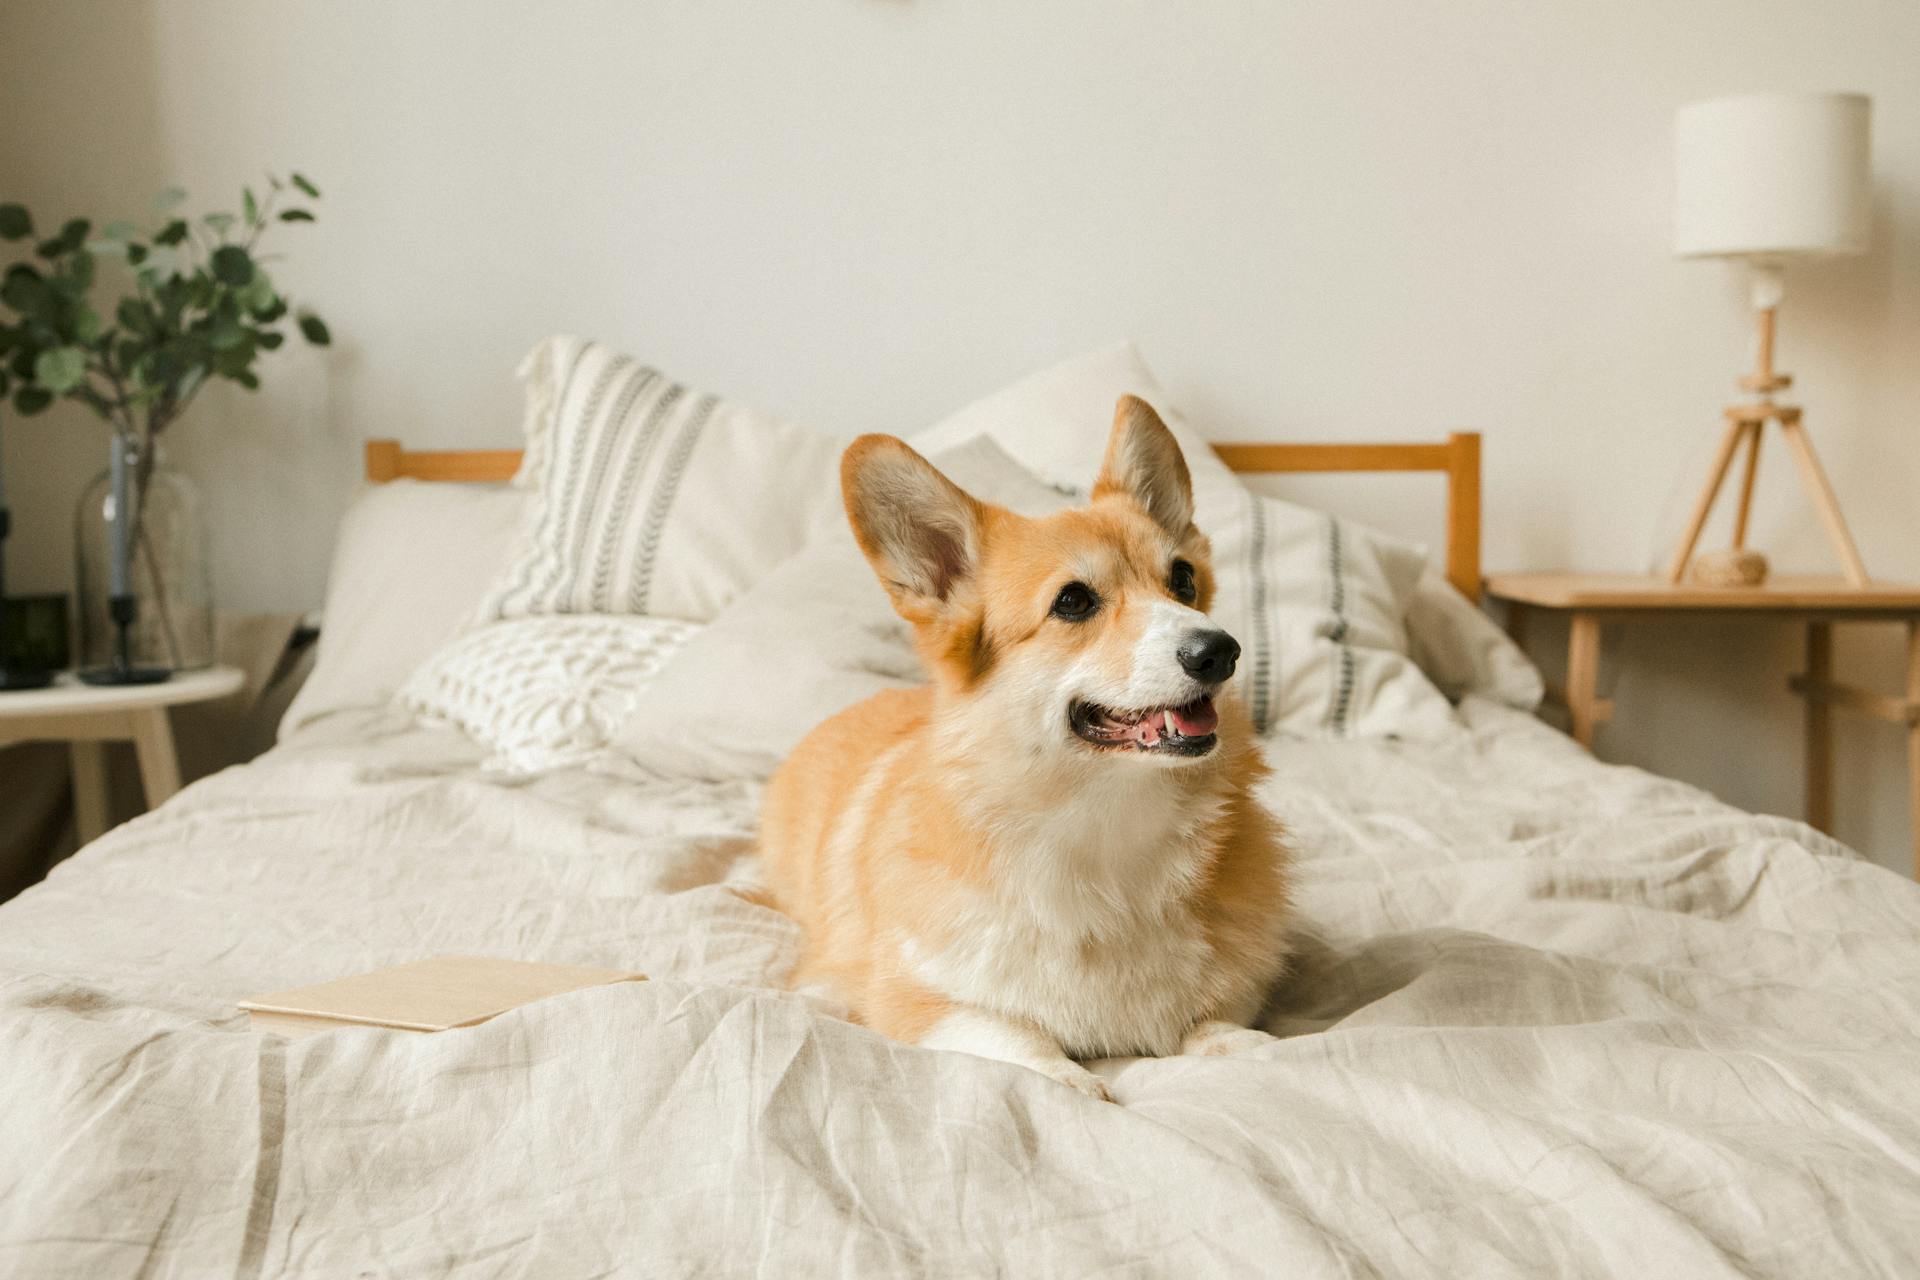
[2,0,1916,872]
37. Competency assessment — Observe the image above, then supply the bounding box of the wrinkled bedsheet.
[2,701,1918,1277]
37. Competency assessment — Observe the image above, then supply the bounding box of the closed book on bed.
[239,954,645,1039]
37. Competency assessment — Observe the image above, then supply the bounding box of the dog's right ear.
[842,435,985,620]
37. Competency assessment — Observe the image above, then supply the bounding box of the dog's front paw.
[1179,1019,1276,1058]
[1034,1059,1114,1102]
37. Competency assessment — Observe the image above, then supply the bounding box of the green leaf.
[73,304,102,344]
[209,314,248,350]
[291,173,320,199]
[212,340,254,377]
[101,220,138,242]
[239,272,276,314]
[152,186,187,214]
[13,385,53,414]
[127,243,149,266]
[117,298,155,335]
[86,239,129,259]
[255,329,284,350]
[62,250,95,292]
[1,265,49,316]
[242,187,258,225]
[297,312,330,346]
[211,244,254,286]
[0,204,31,240]
[278,208,315,223]
[154,219,189,247]
[57,218,90,252]
[203,211,237,236]
[33,346,86,393]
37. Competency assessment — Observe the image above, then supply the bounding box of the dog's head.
[843,395,1239,766]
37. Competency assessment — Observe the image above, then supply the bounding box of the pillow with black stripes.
[911,342,1458,739]
[1211,488,1458,740]
[478,336,845,625]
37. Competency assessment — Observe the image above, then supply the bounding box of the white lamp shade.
[1673,92,1871,259]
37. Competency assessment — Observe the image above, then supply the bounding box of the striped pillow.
[480,337,844,624]
[1207,490,1457,740]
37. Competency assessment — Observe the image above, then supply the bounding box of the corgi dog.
[760,396,1292,1100]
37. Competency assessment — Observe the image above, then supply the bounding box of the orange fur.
[761,399,1293,1086]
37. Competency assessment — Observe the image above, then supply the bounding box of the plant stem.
[130,453,183,667]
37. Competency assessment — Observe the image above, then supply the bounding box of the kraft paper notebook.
[239,954,646,1039]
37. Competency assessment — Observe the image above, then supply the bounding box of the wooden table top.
[0,665,244,717]
[1484,574,1920,613]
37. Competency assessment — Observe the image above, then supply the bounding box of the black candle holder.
[77,594,169,686]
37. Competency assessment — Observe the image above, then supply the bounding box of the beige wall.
[2,1,1915,872]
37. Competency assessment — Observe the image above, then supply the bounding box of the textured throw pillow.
[611,437,1070,781]
[399,615,699,772]
[913,344,1457,738]
[479,336,845,624]
[281,480,528,739]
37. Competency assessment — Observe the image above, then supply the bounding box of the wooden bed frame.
[365,431,1483,598]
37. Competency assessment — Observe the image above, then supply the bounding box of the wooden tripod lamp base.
[1666,302,1871,588]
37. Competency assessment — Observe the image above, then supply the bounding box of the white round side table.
[0,666,244,844]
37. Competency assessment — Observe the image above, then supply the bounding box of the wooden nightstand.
[0,666,244,844]
[1483,574,1920,875]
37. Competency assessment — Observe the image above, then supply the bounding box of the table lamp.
[1665,91,1873,587]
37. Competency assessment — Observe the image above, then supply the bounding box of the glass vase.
[73,437,214,674]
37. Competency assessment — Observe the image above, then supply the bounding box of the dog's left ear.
[1093,395,1194,536]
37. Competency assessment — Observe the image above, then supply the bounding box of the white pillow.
[1404,566,1545,710]
[913,344,1456,738]
[611,437,1069,781]
[281,480,527,738]
[480,336,845,624]
[399,615,699,773]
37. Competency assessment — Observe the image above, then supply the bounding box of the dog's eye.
[1170,560,1198,604]
[1051,582,1098,622]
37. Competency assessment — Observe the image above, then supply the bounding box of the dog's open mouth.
[1070,696,1219,756]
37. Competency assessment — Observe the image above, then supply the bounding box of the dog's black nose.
[1177,630,1240,684]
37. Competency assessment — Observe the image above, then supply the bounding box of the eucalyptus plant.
[0,173,330,444]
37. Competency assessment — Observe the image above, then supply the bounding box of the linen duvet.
[2,694,1918,1277]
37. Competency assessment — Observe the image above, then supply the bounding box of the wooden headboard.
[365,431,1483,598]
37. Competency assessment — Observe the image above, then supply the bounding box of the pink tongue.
[1171,699,1218,736]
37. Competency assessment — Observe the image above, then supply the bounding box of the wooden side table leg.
[69,741,110,845]
[1804,623,1833,834]
[129,707,184,810]
[1567,613,1602,749]
[1907,621,1919,879]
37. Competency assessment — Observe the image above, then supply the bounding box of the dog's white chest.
[906,840,1224,1059]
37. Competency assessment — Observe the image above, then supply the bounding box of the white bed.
[4,343,1919,1276]
[3,699,1917,1275]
